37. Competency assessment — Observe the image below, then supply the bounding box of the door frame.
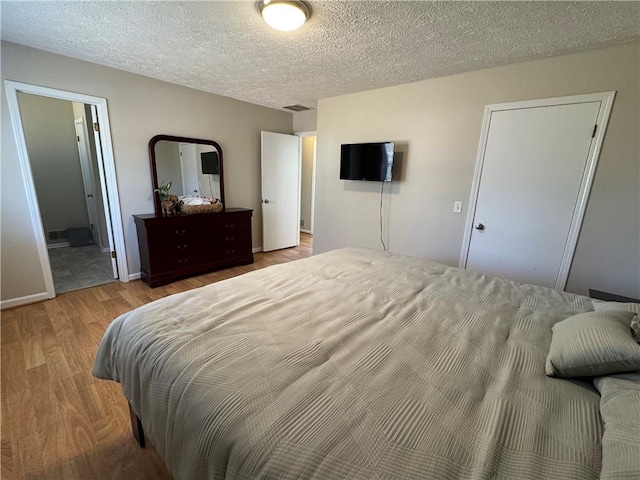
[4,80,128,302]
[296,131,317,234]
[89,105,120,279]
[459,91,616,290]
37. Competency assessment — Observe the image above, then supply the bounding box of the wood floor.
[1,234,312,479]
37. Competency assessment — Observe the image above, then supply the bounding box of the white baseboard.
[47,242,109,251]
[1,291,51,310]
[47,242,71,249]
[252,246,263,254]
[300,229,312,234]
[128,272,141,281]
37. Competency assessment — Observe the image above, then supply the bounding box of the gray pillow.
[545,311,640,377]
[592,300,640,317]
[592,301,640,342]
[593,372,640,479]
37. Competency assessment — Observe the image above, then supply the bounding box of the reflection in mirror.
[150,135,224,216]
[155,141,221,198]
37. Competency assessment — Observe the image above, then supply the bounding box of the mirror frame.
[149,134,225,216]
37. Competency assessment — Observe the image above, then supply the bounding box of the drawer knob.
[226,249,236,255]
[177,258,189,264]
[226,236,234,241]
[175,229,186,234]
[226,223,234,228]
[177,244,188,250]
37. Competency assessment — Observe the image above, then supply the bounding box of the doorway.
[260,131,317,253]
[5,81,128,301]
[17,93,116,294]
[460,92,615,289]
[299,135,316,238]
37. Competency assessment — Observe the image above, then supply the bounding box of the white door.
[74,118,105,248]
[462,93,614,289]
[90,106,119,279]
[261,131,300,252]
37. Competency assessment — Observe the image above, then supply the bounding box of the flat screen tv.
[340,142,394,182]
[201,151,220,175]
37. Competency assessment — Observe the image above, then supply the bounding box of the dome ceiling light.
[258,0,310,32]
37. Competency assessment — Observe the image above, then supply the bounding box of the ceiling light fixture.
[258,0,310,32]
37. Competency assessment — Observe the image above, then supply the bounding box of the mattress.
[93,247,603,480]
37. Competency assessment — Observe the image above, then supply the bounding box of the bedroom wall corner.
[314,41,640,298]
[1,41,293,305]
[293,110,317,133]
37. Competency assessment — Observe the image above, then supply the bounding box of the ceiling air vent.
[283,104,311,112]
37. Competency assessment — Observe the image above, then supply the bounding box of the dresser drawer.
[206,216,251,234]
[215,230,252,248]
[215,235,252,259]
[147,222,204,241]
[223,219,249,232]
[151,252,210,273]
[153,237,208,259]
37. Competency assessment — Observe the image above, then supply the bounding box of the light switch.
[453,201,463,214]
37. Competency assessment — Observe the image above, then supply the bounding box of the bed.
[93,248,640,479]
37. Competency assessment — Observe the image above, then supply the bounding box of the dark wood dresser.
[133,208,253,287]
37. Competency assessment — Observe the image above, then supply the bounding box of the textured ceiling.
[1,1,638,111]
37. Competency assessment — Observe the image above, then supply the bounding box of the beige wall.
[315,42,640,298]
[17,93,90,242]
[1,41,292,303]
[293,110,317,133]
[300,136,316,231]
[155,141,183,195]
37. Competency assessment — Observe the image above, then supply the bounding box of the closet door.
[462,93,613,289]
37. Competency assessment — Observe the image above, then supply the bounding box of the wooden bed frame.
[588,288,640,303]
[128,403,145,447]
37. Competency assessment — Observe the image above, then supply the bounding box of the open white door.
[74,118,105,249]
[261,131,300,252]
[90,106,119,279]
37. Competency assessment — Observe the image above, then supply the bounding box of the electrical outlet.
[453,201,463,214]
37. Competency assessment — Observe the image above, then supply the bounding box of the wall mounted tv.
[340,142,394,182]
[201,151,220,175]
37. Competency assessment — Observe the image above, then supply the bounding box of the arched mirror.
[149,135,225,216]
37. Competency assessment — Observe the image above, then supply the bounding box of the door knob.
[475,223,485,230]
[263,199,270,204]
